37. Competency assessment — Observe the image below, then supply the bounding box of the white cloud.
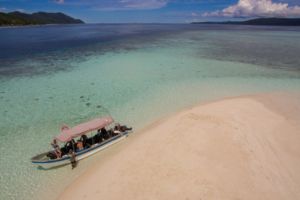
[55,0,65,4]
[0,7,7,12]
[16,8,26,12]
[60,0,167,10]
[203,0,300,18]
[120,0,167,9]
[191,12,198,17]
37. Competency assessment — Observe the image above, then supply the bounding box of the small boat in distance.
[31,116,132,169]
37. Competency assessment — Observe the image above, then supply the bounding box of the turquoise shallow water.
[0,24,300,200]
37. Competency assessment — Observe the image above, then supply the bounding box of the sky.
[0,0,300,23]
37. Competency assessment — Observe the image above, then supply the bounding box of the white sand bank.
[59,93,300,200]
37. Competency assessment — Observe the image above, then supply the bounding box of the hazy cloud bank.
[203,0,300,18]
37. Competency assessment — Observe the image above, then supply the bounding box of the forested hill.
[0,11,84,26]
[192,18,300,26]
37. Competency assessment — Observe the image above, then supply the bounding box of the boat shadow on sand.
[37,163,73,170]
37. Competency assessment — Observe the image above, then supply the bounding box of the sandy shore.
[59,93,300,200]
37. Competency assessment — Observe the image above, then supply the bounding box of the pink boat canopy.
[55,116,114,142]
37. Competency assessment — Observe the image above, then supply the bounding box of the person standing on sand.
[69,149,77,169]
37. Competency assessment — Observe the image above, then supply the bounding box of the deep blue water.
[1,24,300,77]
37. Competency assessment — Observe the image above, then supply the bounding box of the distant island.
[192,18,300,26]
[0,11,84,26]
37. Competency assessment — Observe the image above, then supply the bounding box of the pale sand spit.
[59,93,300,200]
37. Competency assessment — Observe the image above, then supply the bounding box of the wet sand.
[59,93,300,200]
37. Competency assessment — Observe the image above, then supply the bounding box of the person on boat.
[68,149,77,169]
[120,124,132,132]
[101,127,110,140]
[112,124,122,136]
[76,139,84,151]
[95,129,103,143]
[114,123,132,133]
[51,139,62,158]
[64,139,76,154]
[80,134,90,148]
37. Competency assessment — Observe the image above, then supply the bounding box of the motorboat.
[31,116,132,169]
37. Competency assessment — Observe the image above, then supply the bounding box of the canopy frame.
[55,116,114,142]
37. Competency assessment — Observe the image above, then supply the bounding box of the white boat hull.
[32,132,129,169]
